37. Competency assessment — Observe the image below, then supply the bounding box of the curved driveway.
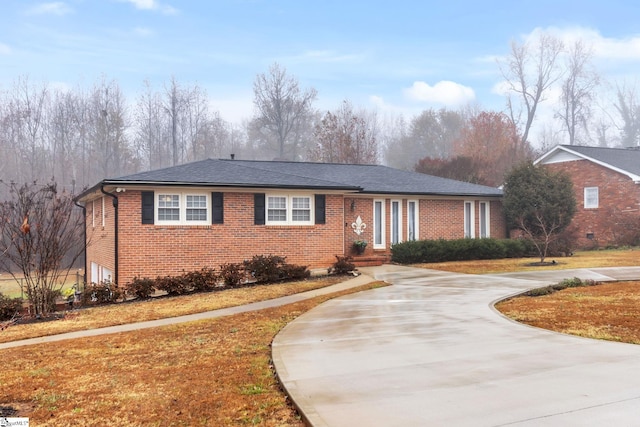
[272,265,640,426]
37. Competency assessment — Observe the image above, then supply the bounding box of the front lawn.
[0,280,386,425]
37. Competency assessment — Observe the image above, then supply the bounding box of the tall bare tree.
[309,100,378,164]
[556,40,599,145]
[500,33,564,147]
[252,63,317,160]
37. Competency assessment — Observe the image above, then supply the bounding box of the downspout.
[100,186,119,285]
[73,199,87,288]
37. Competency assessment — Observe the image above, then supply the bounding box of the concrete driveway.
[272,265,640,426]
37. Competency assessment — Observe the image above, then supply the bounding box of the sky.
[2,0,640,133]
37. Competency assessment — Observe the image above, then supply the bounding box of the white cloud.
[403,80,475,106]
[521,26,640,62]
[0,43,11,55]
[26,2,73,16]
[119,0,178,15]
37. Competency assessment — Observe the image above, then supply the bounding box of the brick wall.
[99,191,345,285]
[86,196,116,282]
[545,160,640,248]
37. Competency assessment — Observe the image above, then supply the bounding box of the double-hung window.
[479,201,490,238]
[156,192,209,225]
[186,195,207,221]
[584,187,599,209]
[266,195,312,225]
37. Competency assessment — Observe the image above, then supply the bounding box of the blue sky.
[1,0,640,127]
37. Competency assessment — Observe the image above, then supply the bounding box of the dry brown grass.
[417,248,640,274]
[0,280,386,425]
[496,280,640,344]
[0,276,346,344]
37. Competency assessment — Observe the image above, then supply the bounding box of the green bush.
[0,293,23,320]
[391,238,534,264]
[127,277,156,299]
[329,255,356,275]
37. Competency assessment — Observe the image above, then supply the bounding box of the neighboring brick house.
[76,159,506,285]
[536,145,640,248]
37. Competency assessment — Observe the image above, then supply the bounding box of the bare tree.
[309,100,378,164]
[613,82,640,147]
[0,180,85,317]
[500,33,564,147]
[88,77,131,179]
[556,41,599,145]
[252,63,317,160]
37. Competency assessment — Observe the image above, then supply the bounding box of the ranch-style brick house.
[76,158,506,286]
[536,144,640,248]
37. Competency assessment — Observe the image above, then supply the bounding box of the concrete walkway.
[272,265,640,427]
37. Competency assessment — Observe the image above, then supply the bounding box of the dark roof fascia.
[360,191,502,197]
[102,180,361,191]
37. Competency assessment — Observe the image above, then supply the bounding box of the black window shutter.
[315,194,326,224]
[254,193,265,225]
[212,192,224,224]
[141,191,154,224]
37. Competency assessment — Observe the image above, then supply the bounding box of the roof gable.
[536,145,640,182]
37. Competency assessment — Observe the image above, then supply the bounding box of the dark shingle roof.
[559,145,640,176]
[96,158,502,197]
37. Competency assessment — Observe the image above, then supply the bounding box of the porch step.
[352,254,389,267]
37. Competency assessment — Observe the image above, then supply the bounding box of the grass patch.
[0,280,387,425]
[417,247,640,274]
[497,281,640,344]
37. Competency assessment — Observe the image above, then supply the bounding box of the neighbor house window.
[390,200,402,245]
[373,199,385,249]
[464,201,475,238]
[265,195,313,225]
[479,201,490,238]
[584,187,599,209]
[407,200,419,241]
[156,192,209,225]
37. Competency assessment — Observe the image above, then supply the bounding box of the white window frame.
[91,262,113,284]
[373,199,386,249]
[584,187,599,209]
[155,192,210,225]
[464,201,475,238]
[479,201,490,238]
[265,194,313,226]
[101,196,106,227]
[390,199,403,245]
[407,200,419,241]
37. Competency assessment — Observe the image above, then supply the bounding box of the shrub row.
[522,277,598,297]
[122,255,310,302]
[391,238,537,264]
